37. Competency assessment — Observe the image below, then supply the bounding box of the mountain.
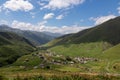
[19,31,55,46]
[45,16,120,59]
[0,31,34,67]
[43,31,63,37]
[0,25,61,46]
[46,16,120,47]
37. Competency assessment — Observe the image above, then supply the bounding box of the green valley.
[0,16,120,80]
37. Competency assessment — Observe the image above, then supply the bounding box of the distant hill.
[47,16,120,47]
[0,25,61,46]
[0,31,34,67]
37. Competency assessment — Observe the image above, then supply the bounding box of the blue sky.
[0,0,120,34]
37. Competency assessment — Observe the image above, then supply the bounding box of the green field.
[0,17,120,80]
[0,43,119,80]
[48,42,120,73]
[49,42,112,57]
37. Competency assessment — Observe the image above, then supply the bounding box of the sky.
[0,0,120,34]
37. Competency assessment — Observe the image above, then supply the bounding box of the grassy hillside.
[101,44,120,60]
[45,16,120,61]
[99,44,120,73]
[49,42,112,57]
[44,17,120,73]
[0,31,34,67]
[13,52,42,67]
[46,16,120,47]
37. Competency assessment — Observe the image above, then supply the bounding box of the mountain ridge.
[46,16,120,47]
[0,25,62,46]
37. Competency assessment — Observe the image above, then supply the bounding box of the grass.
[101,44,120,60]
[56,66,80,72]
[0,42,34,66]
[49,42,112,57]
[100,44,120,73]
[13,53,42,67]
[0,66,120,80]
[0,43,119,79]
[48,42,120,74]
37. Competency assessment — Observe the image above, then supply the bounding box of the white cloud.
[117,7,120,14]
[42,0,85,10]
[55,25,89,34]
[56,14,64,20]
[3,0,33,11]
[37,21,47,26]
[12,20,36,30]
[43,13,54,20]
[11,20,89,34]
[0,20,9,25]
[90,15,116,25]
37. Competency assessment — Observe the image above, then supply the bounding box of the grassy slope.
[46,16,120,47]
[48,43,120,73]
[13,52,42,67]
[101,44,120,60]
[100,44,120,73]
[0,32,34,66]
[49,42,112,57]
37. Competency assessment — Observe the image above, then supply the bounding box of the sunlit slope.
[100,43,120,60]
[46,16,120,47]
[49,42,112,57]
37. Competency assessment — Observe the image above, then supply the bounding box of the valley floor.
[0,49,120,80]
[0,47,119,80]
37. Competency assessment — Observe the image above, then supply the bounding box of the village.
[22,50,99,70]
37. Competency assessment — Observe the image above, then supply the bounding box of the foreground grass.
[1,75,120,80]
[0,67,120,80]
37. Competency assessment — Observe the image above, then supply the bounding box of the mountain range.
[0,25,62,46]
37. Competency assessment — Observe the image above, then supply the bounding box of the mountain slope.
[47,16,120,47]
[20,31,54,46]
[101,43,120,60]
[0,31,34,67]
[49,42,112,57]
[0,25,60,46]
